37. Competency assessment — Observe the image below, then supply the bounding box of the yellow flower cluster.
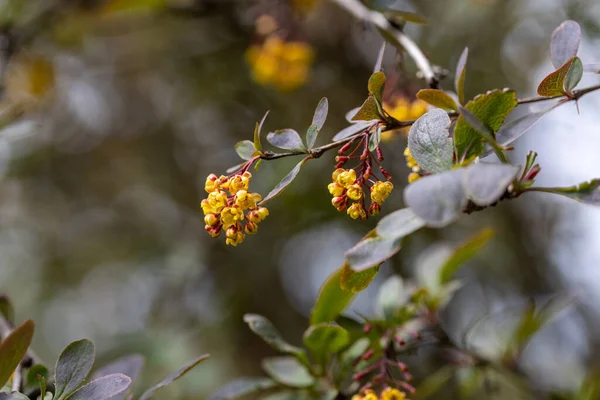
[246,36,315,92]
[292,0,319,12]
[328,169,393,219]
[403,147,421,183]
[382,98,428,141]
[352,388,407,400]
[201,172,269,246]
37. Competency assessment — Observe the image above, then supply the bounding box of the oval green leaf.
[377,275,407,320]
[303,324,350,364]
[416,89,458,111]
[0,320,35,389]
[68,374,131,400]
[368,72,386,104]
[235,140,256,161]
[463,163,519,206]
[408,108,453,173]
[537,56,580,97]
[261,357,315,388]
[54,339,96,400]
[376,207,425,240]
[439,228,494,284]
[266,129,305,151]
[340,264,380,293]
[550,20,581,69]
[243,314,305,357]
[351,96,381,122]
[310,268,355,325]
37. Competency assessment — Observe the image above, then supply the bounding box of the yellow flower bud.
[347,203,366,220]
[205,224,221,238]
[207,190,228,214]
[219,175,230,191]
[346,184,363,201]
[234,190,257,210]
[371,181,394,204]
[229,173,250,193]
[221,206,245,229]
[201,199,214,215]
[332,168,345,181]
[256,207,269,221]
[251,192,262,205]
[204,173,220,193]
[337,169,357,188]
[331,196,348,212]
[362,390,378,400]
[225,231,245,246]
[408,172,421,183]
[328,182,345,197]
[381,387,406,400]
[245,221,258,235]
[204,213,219,227]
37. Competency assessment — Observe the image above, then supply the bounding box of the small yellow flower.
[282,42,314,63]
[245,221,258,235]
[386,98,410,121]
[204,213,219,227]
[403,147,418,169]
[221,206,245,229]
[201,199,214,215]
[362,390,378,400]
[225,227,245,246]
[332,168,345,181]
[371,181,393,204]
[351,395,363,400]
[331,196,348,212]
[229,172,251,193]
[408,172,421,183]
[346,184,363,201]
[337,169,357,188]
[204,173,220,193]
[381,387,406,400]
[207,190,228,214]
[328,182,345,197]
[256,206,269,221]
[347,203,366,220]
[234,190,257,210]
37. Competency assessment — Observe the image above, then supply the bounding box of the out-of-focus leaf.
[311,268,355,325]
[266,129,305,151]
[307,98,328,149]
[537,56,580,97]
[243,314,306,359]
[345,237,400,272]
[368,125,381,151]
[404,169,467,228]
[68,374,131,400]
[377,276,407,319]
[303,324,349,365]
[530,179,600,205]
[92,355,144,400]
[254,111,269,152]
[0,320,35,388]
[25,364,49,391]
[454,89,517,160]
[376,208,425,240]
[414,365,454,399]
[261,357,315,388]
[439,228,494,284]
[416,89,458,111]
[138,354,209,400]
[340,264,380,293]
[373,42,386,73]
[550,20,581,69]
[260,158,308,204]
[0,295,14,325]
[345,107,361,123]
[368,72,386,104]
[333,122,372,142]
[262,391,308,400]
[0,394,29,400]
[463,163,519,206]
[54,339,95,400]
[383,10,428,24]
[408,109,453,173]
[455,47,468,105]
[564,56,583,93]
[226,163,245,174]
[235,140,256,161]
[341,338,371,365]
[351,96,381,122]
[208,378,276,400]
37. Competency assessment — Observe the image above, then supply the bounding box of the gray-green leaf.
[54,339,95,400]
[463,163,519,206]
[346,237,401,271]
[68,374,131,400]
[303,324,349,364]
[550,20,581,69]
[92,355,144,400]
[235,140,256,161]
[376,208,425,240]
[139,354,209,400]
[208,378,276,400]
[408,109,453,173]
[243,314,305,356]
[377,275,407,319]
[267,129,305,151]
[332,122,372,142]
[260,158,307,204]
[261,357,315,388]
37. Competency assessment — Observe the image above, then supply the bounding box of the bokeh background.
[1,0,600,398]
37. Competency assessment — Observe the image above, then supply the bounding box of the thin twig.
[328,0,440,88]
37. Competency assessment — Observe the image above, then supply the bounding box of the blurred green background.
[2,0,600,398]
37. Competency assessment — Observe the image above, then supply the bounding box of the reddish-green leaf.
[537,56,580,97]
[455,47,468,105]
[340,263,380,293]
[416,89,458,111]
[351,96,381,122]
[0,320,35,388]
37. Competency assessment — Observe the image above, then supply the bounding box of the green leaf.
[68,374,131,400]
[351,96,381,122]
[368,125,381,151]
[0,394,29,400]
[235,140,256,161]
[408,109,453,173]
[267,129,305,151]
[376,208,425,240]
[439,228,494,284]
[550,20,581,69]
[455,47,468,105]
[377,275,407,319]
[531,179,600,205]
[311,268,355,325]
[537,56,581,97]
[208,378,276,400]
[254,111,270,152]
[243,314,306,357]
[54,339,95,400]
[373,41,386,73]
[307,98,328,149]
[25,364,49,390]
[416,89,458,111]
[0,320,35,389]
[303,324,349,365]
[414,366,455,399]
[261,357,315,388]
[341,338,371,365]
[138,354,210,400]
[306,125,318,150]
[368,72,386,104]
[403,168,468,228]
[345,237,401,272]
[564,56,583,93]
[259,158,308,204]
[332,122,372,142]
[91,355,144,400]
[454,89,517,160]
[0,295,14,325]
[463,163,519,206]
[340,264,380,293]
